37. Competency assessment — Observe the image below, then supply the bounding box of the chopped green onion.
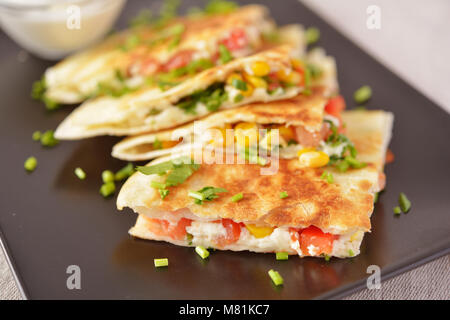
[100,182,116,198]
[40,130,59,147]
[348,249,354,257]
[305,27,320,45]
[268,269,283,286]
[129,9,153,27]
[102,170,114,183]
[233,94,244,103]
[231,192,243,202]
[152,138,163,150]
[344,156,367,169]
[186,233,193,245]
[231,78,247,91]
[204,0,238,14]
[324,254,331,262]
[115,163,134,181]
[336,160,350,172]
[320,171,334,184]
[151,180,167,189]
[195,246,210,259]
[219,44,233,64]
[398,192,411,213]
[159,189,170,200]
[276,252,289,260]
[121,34,140,51]
[188,191,204,201]
[279,191,288,199]
[24,156,37,172]
[393,206,401,215]
[32,131,41,141]
[154,258,169,268]
[74,168,86,180]
[354,85,372,104]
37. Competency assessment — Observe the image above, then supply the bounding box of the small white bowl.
[0,0,126,60]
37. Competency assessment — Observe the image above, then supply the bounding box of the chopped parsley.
[219,44,233,64]
[137,157,201,200]
[188,186,228,205]
[176,83,228,114]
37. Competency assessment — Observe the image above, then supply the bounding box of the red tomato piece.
[299,226,337,256]
[222,29,248,51]
[144,217,192,241]
[215,219,242,247]
[163,50,194,72]
[324,95,346,117]
[139,58,161,76]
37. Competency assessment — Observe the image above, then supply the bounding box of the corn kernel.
[291,58,305,70]
[273,125,296,141]
[234,122,259,148]
[245,224,274,238]
[277,69,302,84]
[243,74,267,89]
[226,73,243,85]
[251,61,270,77]
[240,83,254,97]
[208,126,233,147]
[298,151,329,168]
[297,147,316,157]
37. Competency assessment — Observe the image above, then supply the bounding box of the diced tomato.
[299,226,337,256]
[385,149,395,164]
[163,50,194,72]
[294,125,328,147]
[221,29,248,51]
[215,219,242,247]
[324,95,346,117]
[139,58,161,76]
[144,217,192,241]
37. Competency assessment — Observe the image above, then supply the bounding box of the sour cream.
[0,0,125,59]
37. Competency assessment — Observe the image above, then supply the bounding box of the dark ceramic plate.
[0,0,449,299]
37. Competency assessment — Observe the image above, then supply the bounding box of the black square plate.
[0,0,449,299]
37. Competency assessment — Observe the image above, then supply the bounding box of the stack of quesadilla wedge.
[117,110,393,258]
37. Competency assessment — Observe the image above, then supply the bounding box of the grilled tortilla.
[117,110,393,258]
[55,45,334,139]
[111,87,331,161]
[45,5,284,104]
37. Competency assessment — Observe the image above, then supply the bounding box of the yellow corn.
[273,125,296,141]
[250,61,270,77]
[291,58,305,70]
[277,69,302,84]
[297,147,316,157]
[208,124,233,147]
[245,224,274,238]
[240,83,254,97]
[243,74,267,89]
[226,73,243,85]
[234,122,259,148]
[298,151,329,168]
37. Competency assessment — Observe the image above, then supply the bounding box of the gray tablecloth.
[1,0,449,300]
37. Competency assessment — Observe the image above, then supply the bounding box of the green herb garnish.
[102,170,115,183]
[231,192,244,202]
[204,0,238,14]
[189,186,228,205]
[115,163,135,181]
[32,131,41,141]
[24,156,37,172]
[276,252,289,260]
[231,78,247,91]
[74,168,86,180]
[40,130,59,147]
[129,9,153,28]
[305,27,320,45]
[268,269,283,286]
[393,206,401,215]
[100,181,116,197]
[219,44,233,64]
[354,85,372,104]
[154,258,169,267]
[153,138,163,150]
[195,246,210,259]
[398,192,411,213]
[279,191,289,199]
[320,171,334,184]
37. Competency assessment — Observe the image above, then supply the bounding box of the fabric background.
[1,0,449,300]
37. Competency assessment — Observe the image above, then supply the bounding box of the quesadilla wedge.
[43,5,302,105]
[117,110,393,258]
[55,45,333,139]
[111,87,341,161]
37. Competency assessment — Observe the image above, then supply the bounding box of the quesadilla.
[111,86,340,161]
[44,5,302,104]
[55,45,331,139]
[117,110,394,258]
